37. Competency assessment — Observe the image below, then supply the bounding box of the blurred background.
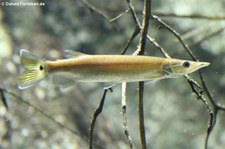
[0,0,225,148]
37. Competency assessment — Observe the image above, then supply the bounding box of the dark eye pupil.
[40,65,44,71]
[183,61,190,68]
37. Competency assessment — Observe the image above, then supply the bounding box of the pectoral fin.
[162,64,173,76]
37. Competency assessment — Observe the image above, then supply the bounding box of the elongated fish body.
[18,49,210,89]
[46,55,170,82]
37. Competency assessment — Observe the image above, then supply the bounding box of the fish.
[18,49,210,89]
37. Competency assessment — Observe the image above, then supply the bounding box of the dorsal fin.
[64,50,87,59]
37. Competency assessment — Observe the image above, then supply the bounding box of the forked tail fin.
[18,49,47,89]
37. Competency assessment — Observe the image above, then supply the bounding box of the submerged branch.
[185,75,214,149]
[121,82,134,148]
[136,0,152,148]
[89,88,112,149]
[154,12,225,20]
[152,15,197,61]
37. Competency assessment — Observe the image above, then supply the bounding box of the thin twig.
[126,0,170,58]
[198,71,218,149]
[185,75,214,149]
[89,88,112,149]
[79,0,118,30]
[127,0,141,27]
[1,88,83,140]
[121,82,134,148]
[80,0,108,19]
[120,0,142,55]
[154,12,225,20]
[121,26,140,55]
[152,15,197,61]
[146,35,171,58]
[109,9,129,22]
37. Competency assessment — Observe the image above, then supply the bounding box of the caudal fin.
[18,49,46,89]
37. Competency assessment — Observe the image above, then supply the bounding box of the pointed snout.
[198,62,210,69]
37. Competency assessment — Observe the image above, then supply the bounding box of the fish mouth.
[199,62,210,68]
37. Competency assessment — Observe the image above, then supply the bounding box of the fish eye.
[183,61,190,68]
[39,65,44,71]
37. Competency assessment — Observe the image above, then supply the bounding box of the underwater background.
[0,0,225,149]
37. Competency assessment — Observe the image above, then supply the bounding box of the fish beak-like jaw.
[172,61,210,76]
[198,62,210,69]
[188,61,210,74]
[164,60,210,77]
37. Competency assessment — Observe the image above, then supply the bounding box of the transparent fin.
[64,50,87,59]
[144,80,159,86]
[51,73,76,88]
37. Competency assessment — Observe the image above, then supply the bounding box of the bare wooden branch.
[89,88,111,149]
[121,82,134,148]
[126,0,170,58]
[109,9,129,22]
[121,27,140,55]
[136,0,152,148]
[152,15,197,61]
[185,75,214,149]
